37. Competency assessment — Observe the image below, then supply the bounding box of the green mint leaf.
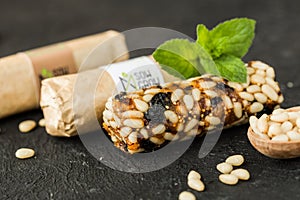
[209,18,256,58]
[196,24,211,52]
[153,39,219,79]
[214,54,247,83]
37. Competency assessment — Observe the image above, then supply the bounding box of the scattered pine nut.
[178,191,196,200]
[216,162,233,174]
[187,170,205,192]
[230,169,250,180]
[15,148,35,159]
[18,120,36,133]
[225,155,244,166]
[38,118,46,127]
[187,179,205,192]
[187,170,201,180]
[219,174,239,185]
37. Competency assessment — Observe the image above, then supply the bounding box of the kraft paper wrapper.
[40,66,180,137]
[0,30,128,119]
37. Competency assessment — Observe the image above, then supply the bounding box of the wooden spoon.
[247,106,300,159]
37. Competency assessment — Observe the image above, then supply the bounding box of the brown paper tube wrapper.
[0,30,128,119]
[40,58,180,137]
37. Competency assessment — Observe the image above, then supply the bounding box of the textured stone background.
[0,0,299,199]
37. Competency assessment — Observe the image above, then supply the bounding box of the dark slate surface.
[0,0,300,199]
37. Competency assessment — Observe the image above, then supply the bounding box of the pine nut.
[204,90,218,98]
[200,81,216,89]
[192,88,201,101]
[38,118,46,127]
[254,93,268,104]
[216,162,233,174]
[272,108,285,115]
[228,82,243,92]
[184,119,198,132]
[122,110,144,118]
[239,92,254,101]
[247,67,255,75]
[205,98,211,107]
[256,69,266,77]
[262,84,278,101]
[225,155,244,166]
[140,128,149,139]
[178,191,196,200]
[266,68,275,78]
[258,133,270,140]
[177,123,184,132]
[171,89,184,103]
[19,120,37,133]
[281,121,293,132]
[188,179,205,192]
[249,102,264,113]
[144,88,160,94]
[257,114,269,133]
[188,170,201,180]
[113,114,121,126]
[219,174,239,185]
[251,74,265,84]
[134,99,149,112]
[271,134,289,142]
[241,76,250,88]
[288,112,300,124]
[15,148,35,159]
[187,129,198,136]
[249,116,258,130]
[128,132,138,143]
[251,61,268,70]
[163,132,174,140]
[123,119,144,128]
[206,116,221,125]
[142,94,154,102]
[233,102,242,118]
[231,169,250,180]
[287,131,300,141]
[270,113,289,123]
[111,136,118,142]
[183,95,194,110]
[268,123,283,137]
[246,85,261,93]
[109,121,118,129]
[278,95,284,104]
[266,77,280,92]
[150,137,165,145]
[242,100,249,107]
[103,110,113,120]
[164,110,179,123]
[152,124,166,135]
[222,95,233,109]
[120,127,132,137]
[105,100,113,110]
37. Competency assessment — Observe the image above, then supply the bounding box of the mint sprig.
[152,18,256,83]
[152,39,219,79]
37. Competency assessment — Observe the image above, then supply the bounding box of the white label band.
[104,56,165,92]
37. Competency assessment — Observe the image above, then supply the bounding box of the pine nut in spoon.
[247,106,300,159]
